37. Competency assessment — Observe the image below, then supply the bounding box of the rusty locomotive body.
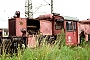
[4,12,79,50]
[0,11,90,54]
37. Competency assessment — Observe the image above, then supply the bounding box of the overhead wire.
[33,0,50,14]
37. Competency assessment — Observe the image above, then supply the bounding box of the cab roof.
[62,16,79,21]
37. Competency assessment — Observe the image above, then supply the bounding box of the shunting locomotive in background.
[79,19,90,43]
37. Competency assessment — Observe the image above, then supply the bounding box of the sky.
[0,0,90,28]
[33,0,90,20]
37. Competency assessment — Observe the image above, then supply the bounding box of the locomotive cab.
[64,16,79,45]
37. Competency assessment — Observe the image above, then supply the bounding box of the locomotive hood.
[38,14,53,20]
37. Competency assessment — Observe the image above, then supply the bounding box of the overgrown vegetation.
[0,30,90,60]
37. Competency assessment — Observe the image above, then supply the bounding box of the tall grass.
[0,30,90,60]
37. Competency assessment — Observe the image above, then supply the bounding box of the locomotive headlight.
[68,36,72,42]
[19,21,23,25]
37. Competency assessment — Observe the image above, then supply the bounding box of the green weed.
[0,30,90,60]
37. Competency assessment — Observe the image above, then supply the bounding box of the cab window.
[55,19,64,30]
[66,21,73,31]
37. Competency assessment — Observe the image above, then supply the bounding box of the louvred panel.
[40,20,52,35]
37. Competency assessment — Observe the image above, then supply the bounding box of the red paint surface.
[27,35,36,48]
[66,31,78,45]
[40,20,52,35]
[53,16,64,35]
[66,32,74,45]
[16,18,26,36]
[79,20,90,41]
[79,23,90,34]
[65,21,78,45]
[39,14,53,19]
[8,18,26,36]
